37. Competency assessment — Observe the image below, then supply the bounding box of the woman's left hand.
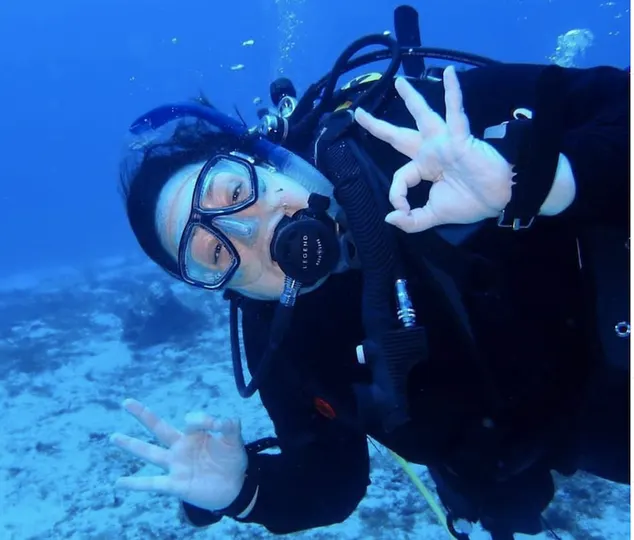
[354,65,515,233]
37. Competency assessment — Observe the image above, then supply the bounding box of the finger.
[354,107,421,159]
[443,66,470,140]
[394,77,445,136]
[389,161,423,212]
[184,412,243,443]
[122,399,182,447]
[115,474,174,495]
[110,433,170,470]
[385,205,442,233]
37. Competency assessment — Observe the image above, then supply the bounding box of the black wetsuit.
[187,64,630,537]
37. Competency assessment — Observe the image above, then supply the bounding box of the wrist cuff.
[484,66,566,230]
[217,456,260,518]
[180,437,278,527]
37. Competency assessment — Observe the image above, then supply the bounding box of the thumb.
[184,412,243,440]
[385,205,442,233]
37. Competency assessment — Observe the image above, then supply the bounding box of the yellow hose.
[387,449,454,539]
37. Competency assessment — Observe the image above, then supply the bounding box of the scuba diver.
[110,6,630,540]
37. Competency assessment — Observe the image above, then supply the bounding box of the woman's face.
[156,158,315,300]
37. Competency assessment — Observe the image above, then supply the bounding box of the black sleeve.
[185,291,371,534]
[553,66,630,227]
[235,300,371,533]
[460,64,630,227]
[367,63,630,228]
[445,64,630,227]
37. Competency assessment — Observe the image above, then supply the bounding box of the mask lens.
[182,224,237,288]
[196,158,255,212]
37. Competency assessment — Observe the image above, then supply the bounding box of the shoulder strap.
[315,111,508,432]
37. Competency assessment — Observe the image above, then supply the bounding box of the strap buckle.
[496,211,535,231]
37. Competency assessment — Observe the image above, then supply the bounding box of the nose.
[213,216,260,247]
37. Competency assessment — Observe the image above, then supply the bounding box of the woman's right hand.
[110,398,248,512]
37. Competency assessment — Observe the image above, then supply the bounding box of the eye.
[231,184,242,204]
[212,242,223,265]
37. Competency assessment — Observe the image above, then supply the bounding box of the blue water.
[0,0,628,279]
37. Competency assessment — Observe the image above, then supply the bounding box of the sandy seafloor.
[0,256,629,540]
